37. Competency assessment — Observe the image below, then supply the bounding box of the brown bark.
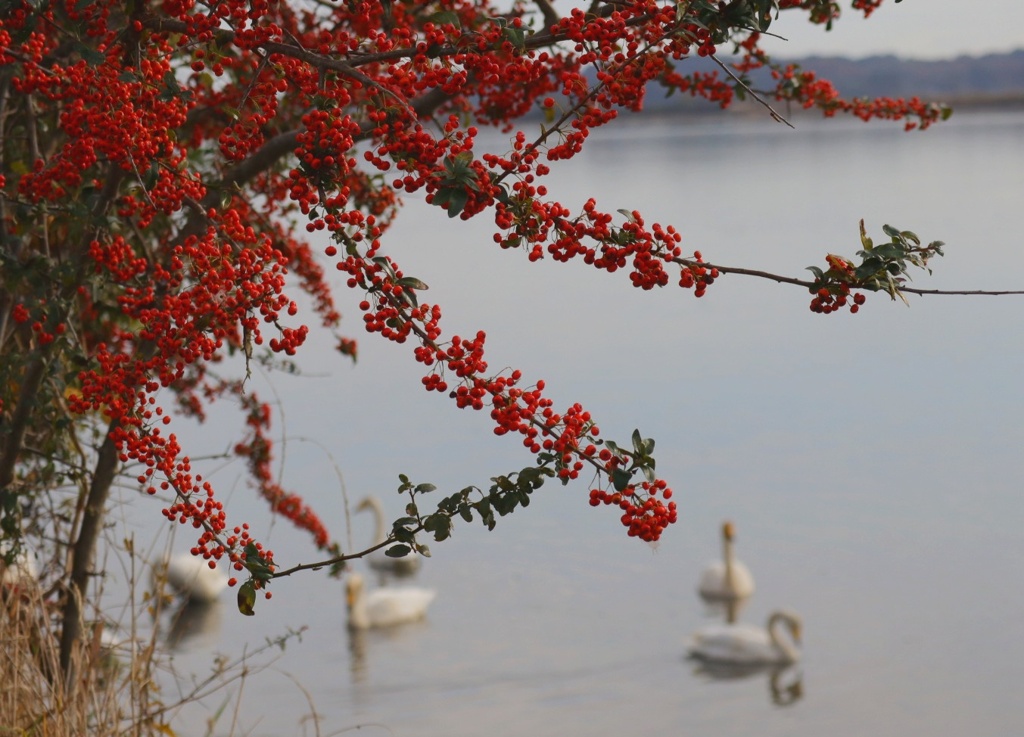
[57,419,120,681]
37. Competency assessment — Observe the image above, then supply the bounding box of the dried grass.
[1,536,312,737]
[0,580,162,737]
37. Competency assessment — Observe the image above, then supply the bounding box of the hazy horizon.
[763,1,1023,61]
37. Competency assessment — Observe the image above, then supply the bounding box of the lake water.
[112,108,1024,736]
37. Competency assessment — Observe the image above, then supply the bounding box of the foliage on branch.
[806,220,945,313]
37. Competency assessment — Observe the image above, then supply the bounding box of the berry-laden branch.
[2,0,1018,629]
[675,220,1024,314]
[325,229,679,544]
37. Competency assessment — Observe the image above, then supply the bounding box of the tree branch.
[676,258,1024,296]
[0,351,51,494]
[533,0,561,30]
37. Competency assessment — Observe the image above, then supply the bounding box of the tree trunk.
[57,418,120,681]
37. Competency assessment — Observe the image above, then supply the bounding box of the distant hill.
[638,49,1024,113]
[785,50,1024,99]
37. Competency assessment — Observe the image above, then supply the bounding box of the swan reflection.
[345,615,432,685]
[691,659,804,707]
[347,624,369,683]
[164,599,223,651]
[769,666,803,706]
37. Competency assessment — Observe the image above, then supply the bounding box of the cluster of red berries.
[589,479,677,542]
[809,283,868,314]
[678,251,718,297]
[663,69,736,107]
[851,0,886,18]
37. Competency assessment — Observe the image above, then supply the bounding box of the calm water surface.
[113,110,1024,736]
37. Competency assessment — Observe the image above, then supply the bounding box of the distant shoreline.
[931,91,1024,110]
[622,91,1024,123]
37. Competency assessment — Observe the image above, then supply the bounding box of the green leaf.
[434,186,470,218]
[611,468,633,492]
[881,224,901,239]
[237,580,257,616]
[243,543,275,582]
[399,277,430,291]
[430,10,461,28]
[78,45,106,65]
[502,25,526,50]
[871,244,903,260]
[446,189,468,217]
[384,544,412,558]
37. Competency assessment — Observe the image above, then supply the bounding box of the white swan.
[345,571,436,630]
[0,543,37,587]
[355,495,421,577]
[687,610,802,665]
[154,553,228,605]
[698,520,755,600]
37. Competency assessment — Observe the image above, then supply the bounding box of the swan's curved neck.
[365,496,387,546]
[767,613,799,663]
[721,536,736,587]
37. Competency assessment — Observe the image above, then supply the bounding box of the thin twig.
[709,53,794,128]
[676,258,1024,296]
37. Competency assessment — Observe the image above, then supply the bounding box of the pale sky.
[545,1,1023,60]
[763,0,1024,60]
